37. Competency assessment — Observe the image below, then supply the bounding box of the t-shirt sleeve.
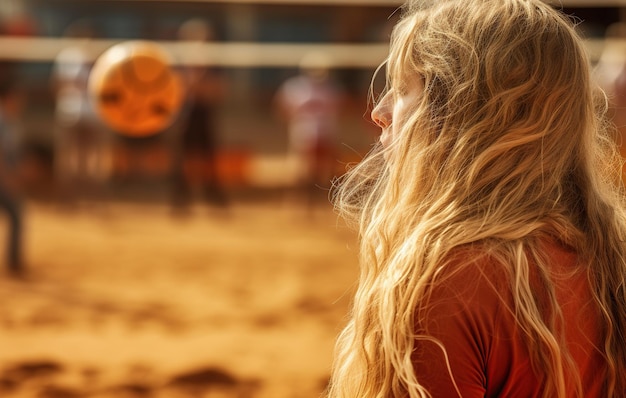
[412,257,509,398]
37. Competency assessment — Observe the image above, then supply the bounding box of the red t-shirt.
[412,241,606,397]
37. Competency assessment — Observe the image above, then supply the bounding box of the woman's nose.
[371,93,391,128]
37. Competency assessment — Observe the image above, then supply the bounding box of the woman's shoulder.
[414,245,519,397]
[428,245,512,300]
[422,238,578,321]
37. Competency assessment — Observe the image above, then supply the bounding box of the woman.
[328,0,626,397]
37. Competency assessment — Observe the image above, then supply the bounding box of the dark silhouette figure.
[0,75,24,276]
[171,19,228,211]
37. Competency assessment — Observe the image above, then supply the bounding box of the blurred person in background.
[328,0,626,397]
[593,23,626,95]
[594,22,626,179]
[275,51,344,211]
[51,19,108,206]
[611,60,626,178]
[171,18,228,212]
[0,71,25,277]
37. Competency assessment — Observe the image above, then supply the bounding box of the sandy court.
[0,199,359,398]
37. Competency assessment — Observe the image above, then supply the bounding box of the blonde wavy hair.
[328,0,626,397]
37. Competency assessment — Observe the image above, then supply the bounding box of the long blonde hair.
[328,0,626,397]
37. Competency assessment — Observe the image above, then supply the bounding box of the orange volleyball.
[89,40,184,137]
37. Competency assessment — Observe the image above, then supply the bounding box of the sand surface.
[0,200,359,398]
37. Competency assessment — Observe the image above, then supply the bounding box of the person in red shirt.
[327,0,626,397]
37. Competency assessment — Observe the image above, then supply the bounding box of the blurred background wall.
[0,0,623,201]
